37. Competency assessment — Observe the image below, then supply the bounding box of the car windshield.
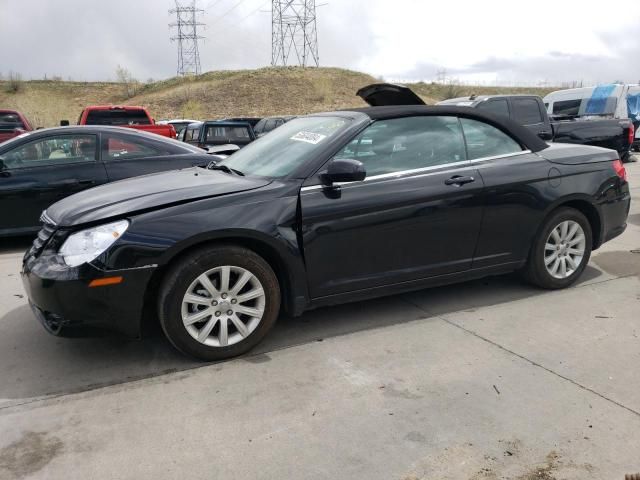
[218,116,350,177]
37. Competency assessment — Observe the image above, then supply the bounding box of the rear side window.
[476,100,509,118]
[334,116,467,176]
[460,118,523,159]
[512,98,543,125]
[85,109,151,126]
[184,125,200,142]
[552,99,581,116]
[102,134,174,160]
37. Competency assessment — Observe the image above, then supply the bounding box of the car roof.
[335,105,549,152]
[82,105,147,111]
[202,120,252,127]
[0,125,206,153]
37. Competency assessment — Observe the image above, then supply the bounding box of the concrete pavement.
[0,156,638,479]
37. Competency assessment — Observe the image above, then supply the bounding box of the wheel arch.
[539,195,602,250]
[139,230,307,337]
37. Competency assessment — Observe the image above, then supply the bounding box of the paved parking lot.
[1,156,639,479]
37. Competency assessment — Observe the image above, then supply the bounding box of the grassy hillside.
[0,67,559,128]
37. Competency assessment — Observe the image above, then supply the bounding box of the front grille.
[27,223,57,258]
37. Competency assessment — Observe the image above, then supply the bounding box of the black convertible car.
[22,105,630,360]
[0,126,211,236]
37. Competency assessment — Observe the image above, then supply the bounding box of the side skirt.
[306,261,525,312]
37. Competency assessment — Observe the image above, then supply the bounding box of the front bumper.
[21,252,156,338]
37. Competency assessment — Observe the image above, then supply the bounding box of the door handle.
[445,175,475,186]
[77,179,95,186]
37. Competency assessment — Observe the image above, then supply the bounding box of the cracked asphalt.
[0,156,639,479]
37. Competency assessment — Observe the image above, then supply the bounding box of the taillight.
[612,159,627,182]
[629,123,635,146]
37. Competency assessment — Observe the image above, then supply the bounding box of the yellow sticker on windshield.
[290,131,327,144]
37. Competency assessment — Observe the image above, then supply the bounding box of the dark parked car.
[180,120,256,153]
[253,115,296,137]
[0,126,211,236]
[22,105,630,361]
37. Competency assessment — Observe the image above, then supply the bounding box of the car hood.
[356,83,426,106]
[46,167,271,227]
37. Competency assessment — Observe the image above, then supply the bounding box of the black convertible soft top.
[344,105,550,153]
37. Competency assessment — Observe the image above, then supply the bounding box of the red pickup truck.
[0,110,33,143]
[69,106,176,138]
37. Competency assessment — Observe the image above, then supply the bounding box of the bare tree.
[115,65,139,99]
[4,71,23,93]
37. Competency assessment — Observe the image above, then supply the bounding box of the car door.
[0,133,107,233]
[510,97,550,139]
[101,131,208,182]
[300,115,485,298]
[457,117,542,268]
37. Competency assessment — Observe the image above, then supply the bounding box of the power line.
[208,0,251,26]
[169,0,205,76]
[204,0,225,10]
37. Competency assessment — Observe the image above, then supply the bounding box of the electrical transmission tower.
[271,0,319,67]
[169,0,205,76]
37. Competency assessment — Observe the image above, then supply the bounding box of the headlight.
[59,220,129,267]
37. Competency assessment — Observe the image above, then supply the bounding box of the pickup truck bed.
[551,117,633,160]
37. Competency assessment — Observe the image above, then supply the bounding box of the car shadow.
[0,236,33,256]
[0,264,603,403]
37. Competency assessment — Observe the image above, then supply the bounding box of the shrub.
[4,72,23,93]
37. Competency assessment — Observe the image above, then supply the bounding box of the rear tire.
[522,207,592,289]
[158,245,280,361]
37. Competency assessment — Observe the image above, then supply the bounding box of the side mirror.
[322,159,366,185]
[538,130,553,141]
[60,120,69,126]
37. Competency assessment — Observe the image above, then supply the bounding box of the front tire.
[158,245,280,361]
[523,208,592,289]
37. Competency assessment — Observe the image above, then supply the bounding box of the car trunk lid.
[540,142,620,165]
[356,83,426,106]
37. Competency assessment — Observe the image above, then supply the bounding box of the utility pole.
[169,0,205,76]
[271,0,319,67]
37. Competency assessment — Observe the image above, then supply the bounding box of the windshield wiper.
[207,163,245,176]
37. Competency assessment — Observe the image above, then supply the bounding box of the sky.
[1,0,639,86]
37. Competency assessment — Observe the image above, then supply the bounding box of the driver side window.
[2,134,97,169]
[334,116,467,177]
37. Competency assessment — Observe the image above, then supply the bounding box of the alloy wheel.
[181,266,266,347]
[544,220,586,279]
